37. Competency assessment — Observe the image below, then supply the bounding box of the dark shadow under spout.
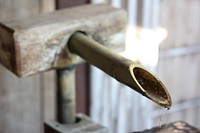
[68,31,172,108]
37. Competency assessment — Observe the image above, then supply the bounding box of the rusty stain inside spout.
[133,67,172,108]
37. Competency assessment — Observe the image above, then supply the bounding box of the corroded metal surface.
[57,67,76,124]
[134,121,200,133]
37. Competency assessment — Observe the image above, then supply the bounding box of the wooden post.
[0,4,125,133]
[0,4,126,77]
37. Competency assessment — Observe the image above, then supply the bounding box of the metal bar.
[68,31,172,108]
[56,66,76,124]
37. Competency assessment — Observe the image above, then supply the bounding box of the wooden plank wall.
[90,0,200,132]
[0,0,55,133]
[157,0,200,127]
[90,0,156,132]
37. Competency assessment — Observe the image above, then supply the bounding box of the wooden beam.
[0,4,126,77]
[44,113,108,133]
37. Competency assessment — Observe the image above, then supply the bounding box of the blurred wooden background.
[90,0,200,132]
[157,0,200,127]
[0,0,56,133]
[0,0,91,133]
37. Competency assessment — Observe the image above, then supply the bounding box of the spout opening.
[133,67,171,108]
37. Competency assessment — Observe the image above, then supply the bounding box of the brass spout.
[68,32,172,108]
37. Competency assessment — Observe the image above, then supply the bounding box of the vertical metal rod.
[56,66,76,124]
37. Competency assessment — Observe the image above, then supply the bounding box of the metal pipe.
[68,32,172,108]
[56,66,76,124]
